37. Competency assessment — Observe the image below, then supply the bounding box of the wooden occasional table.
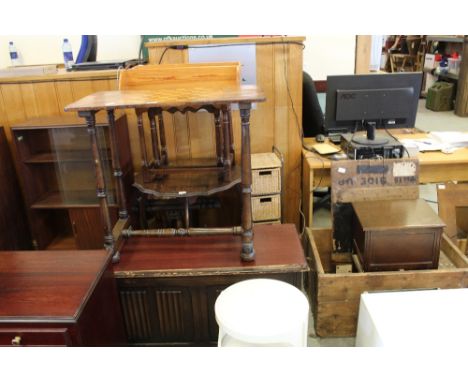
[65,74,265,262]
[302,133,468,227]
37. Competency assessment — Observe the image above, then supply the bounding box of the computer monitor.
[325,72,423,145]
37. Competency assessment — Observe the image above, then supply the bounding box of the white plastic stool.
[214,278,309,347]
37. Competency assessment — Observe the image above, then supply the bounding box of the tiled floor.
[306,101,467,346]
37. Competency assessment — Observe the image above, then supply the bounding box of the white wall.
[0,35,356,80]
[303,35,356,80]
[0,35,141,68]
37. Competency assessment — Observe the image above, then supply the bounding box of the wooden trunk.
[305,227,468,338]
[352,199,445,271]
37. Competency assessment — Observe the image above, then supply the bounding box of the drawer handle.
[259,170,272,176]
[260,197,272,203]
[11,336,21,346]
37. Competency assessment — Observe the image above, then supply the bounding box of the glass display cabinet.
[12,114,133,250]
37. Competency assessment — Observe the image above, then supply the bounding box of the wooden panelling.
[355,35,372,74]
[0,71,118,148]
[0,84,27,142]
[119,289,153,342]
[154,289,193,341]
[33,83,61,116]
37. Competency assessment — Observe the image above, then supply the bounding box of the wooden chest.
[113,224,308,346]
[352,199,445,272]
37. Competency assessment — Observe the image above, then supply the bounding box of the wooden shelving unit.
[12,114,133,250]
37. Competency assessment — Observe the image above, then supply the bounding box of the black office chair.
[302,71,330,211]
[302,71,325,138]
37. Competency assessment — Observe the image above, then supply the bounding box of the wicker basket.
[251,153,282,196]
[252,194,281,222]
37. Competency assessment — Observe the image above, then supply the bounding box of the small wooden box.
[252,194,281,222]
[251,153,282,196]
[352,199,446,272]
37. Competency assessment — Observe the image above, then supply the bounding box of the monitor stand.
[351,121,389,146]
[340,122,404,159]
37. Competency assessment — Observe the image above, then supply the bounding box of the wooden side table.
[65,64,266,262]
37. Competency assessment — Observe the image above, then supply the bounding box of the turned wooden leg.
[222,107,232,170]
[239,102,255,262]
[107,109,127,219]
[136,109,149,168]
[138,194,147,229]
[214,109,224,166]
[79,110,117,261]
[227,106,235,165]
[157,110,168,165]
[184,198,190,229]
[148,108,161,167]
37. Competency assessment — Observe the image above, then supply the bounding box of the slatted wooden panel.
[146,37,304,226]
[0,71,118,146]
[119,289,153,342]
[355,35,372,74]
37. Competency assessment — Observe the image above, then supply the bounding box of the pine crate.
[304,227,468,338]
[251,153,282,196]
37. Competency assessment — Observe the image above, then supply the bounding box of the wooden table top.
[303,133,468,169]
[0,250,111,320]
[64,85,266,112]
[113,224,308,277]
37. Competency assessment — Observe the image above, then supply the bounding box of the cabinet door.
[69,208,117,250]
[119,286,195,344]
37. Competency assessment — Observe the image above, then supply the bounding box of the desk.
[302,133,468,227]
[65,73,265,261]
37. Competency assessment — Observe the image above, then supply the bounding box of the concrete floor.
[306,100,467,346]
